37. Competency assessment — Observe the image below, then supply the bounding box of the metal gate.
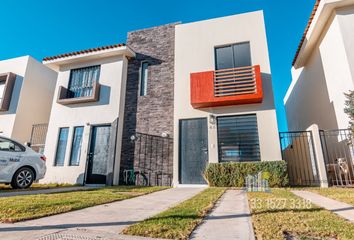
[320,129,354,186]
[124,132,173,186]
[279,131,320,186]
[30,123,48,153]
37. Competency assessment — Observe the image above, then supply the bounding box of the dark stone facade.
[120,23,178,185]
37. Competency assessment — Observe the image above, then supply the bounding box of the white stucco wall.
[42,55,128,184]
[174,11,282,185]
[0,56,57,143]
[285,9,354,131]
[337,7,354,82]
[12,57,58,143]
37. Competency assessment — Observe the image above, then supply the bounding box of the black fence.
[122,132,173,186]
[279,131,320,186]
[320,129,354,186]
[30,124,48,153]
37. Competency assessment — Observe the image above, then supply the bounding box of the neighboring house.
[173,11,282,185]
[285,0,354,131]
[41,44,135,185]
[0,56,57,149]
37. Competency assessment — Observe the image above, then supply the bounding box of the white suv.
[0,136,46,189]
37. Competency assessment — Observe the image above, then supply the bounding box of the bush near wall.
[204,161,288,187]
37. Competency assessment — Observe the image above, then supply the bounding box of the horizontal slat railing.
[214,66,257,97]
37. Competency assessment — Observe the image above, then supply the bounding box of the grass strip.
[0,183,76,192]
[308,187,354,206]
[0,186,168,223]
[123,187,226,240]
[248,189,354,240]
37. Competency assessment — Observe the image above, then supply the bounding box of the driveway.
[0,187,203,240]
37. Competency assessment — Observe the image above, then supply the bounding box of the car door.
[0,137,24,182]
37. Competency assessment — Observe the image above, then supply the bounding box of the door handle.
[201,148,208,153]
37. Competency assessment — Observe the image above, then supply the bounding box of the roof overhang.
[293,0,354,69]
[43,45,135,70]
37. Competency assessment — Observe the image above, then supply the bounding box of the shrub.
[203,161,288,187]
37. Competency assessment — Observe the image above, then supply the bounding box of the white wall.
[42,55,127,184]
[0,56,28,138]
[337,7,354,82]
[0,56,57,143]
[285,10,354,131]
[174,11,282,185]
[12,56,57,143]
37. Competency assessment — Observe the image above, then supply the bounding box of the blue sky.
[1,0,316,131]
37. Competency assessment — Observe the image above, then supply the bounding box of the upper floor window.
[68,65,100,98]
[215,42,251,70]
[140,62,149,96]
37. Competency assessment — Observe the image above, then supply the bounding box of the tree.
[344,91,354,132]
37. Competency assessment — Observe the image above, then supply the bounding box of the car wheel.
[11,167,35,189]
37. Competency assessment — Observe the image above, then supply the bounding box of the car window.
[0,138,24,152]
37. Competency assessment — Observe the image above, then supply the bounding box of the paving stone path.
[292,190,354,222]
[190,190,255,240]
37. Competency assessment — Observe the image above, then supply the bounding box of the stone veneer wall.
[120,23,178,185]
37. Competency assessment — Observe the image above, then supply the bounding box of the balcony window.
[54,128,69,166]
[68,65,100,98]
[215,42,251,70]
[69,126,84,166]
[140,62,149,96]
[57,66,101,105]
[217,114,260,162]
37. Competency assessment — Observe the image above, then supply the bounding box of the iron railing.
[320,129,354,186]
[214,65,257,97]
[125,132,173,186]
[30,123,48,153]
[279,131,320,186]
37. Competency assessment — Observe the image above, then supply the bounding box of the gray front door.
[179,118,208,184]
[86,125,111,184]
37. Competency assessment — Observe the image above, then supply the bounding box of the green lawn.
[0,186,168,223]
[248,189,354,240]
[123,187,226,240]
[0,183,76,192]
[308,187,354,206]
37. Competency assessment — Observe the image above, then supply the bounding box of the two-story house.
[36,11,281,186]
[41,44,135,185]
[0,56,57,150]
[173,11,282,185]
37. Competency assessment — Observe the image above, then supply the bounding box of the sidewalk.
[190,190,255,240]
[292,190,354,222]
[0,187,203,240]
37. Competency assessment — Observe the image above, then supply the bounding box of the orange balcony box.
[190,65,263,108]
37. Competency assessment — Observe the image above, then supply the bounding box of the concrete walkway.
[190,190,255,240]
[292,190,354,222]
[0,187,203,240]
[0,186,101,198]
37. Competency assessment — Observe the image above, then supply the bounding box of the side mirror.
[24,142,31,148]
